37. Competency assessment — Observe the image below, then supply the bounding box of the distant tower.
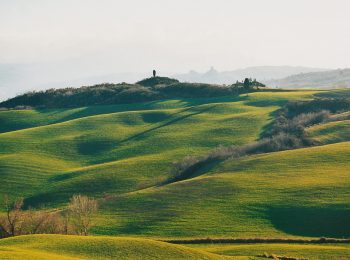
[153,70,156,77]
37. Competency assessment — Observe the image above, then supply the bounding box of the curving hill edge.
[0,234,226,260]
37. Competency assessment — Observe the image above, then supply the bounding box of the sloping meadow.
[1,89,349,241]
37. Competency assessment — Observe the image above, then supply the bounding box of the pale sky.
[0,0,350,99]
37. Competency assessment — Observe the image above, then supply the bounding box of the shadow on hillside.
[159,158,225,187]
[23,191,66,209]
[68,105,219,165]
[24,175,132,209]
[114,210,179,235]
[99,194,180,236]
[114,105,218,147]
[51,102,163,124]
[244,97,290,108]
[77,138,118,156]
[268,205,350,238]
[258,109,281,139]
[141,111,170,123]
[314,89,350,99]
[50,95,248,125]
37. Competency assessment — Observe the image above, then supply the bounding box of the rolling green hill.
[98,141,350,238]
[308,119,350,144]
[1,235,349,259]
[0,97,235,133]
[0,91,316,207]
[1,88,349,259]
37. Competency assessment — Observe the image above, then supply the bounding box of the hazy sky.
[0,0,350,100]
[1,0,350,72]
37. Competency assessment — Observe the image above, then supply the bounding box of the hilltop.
[0,77,265,109]
[136,76,179,87]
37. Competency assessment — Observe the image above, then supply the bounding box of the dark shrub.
[136,77,179,87]
[156,83,233,98]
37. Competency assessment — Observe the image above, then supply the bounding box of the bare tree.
[22,208,46,234]
[21,209,63,235]
[0,195,98,238]
[61,210,70,235]
[68,195,98,236]
[0,196,24,236]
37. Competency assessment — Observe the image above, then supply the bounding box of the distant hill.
[0,76,264,109]
[0,62,149,102]
[265,68,350,89]
[0,65,328,101]
[175,66,327,84]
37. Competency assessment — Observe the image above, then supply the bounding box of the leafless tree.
[0,196,24,236]
[68,195,98,236]
[21,209,64,235]
[0,195,98,238]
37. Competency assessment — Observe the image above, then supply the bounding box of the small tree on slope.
[68,195,98,236]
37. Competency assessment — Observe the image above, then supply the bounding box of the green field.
[0,235,224,259]
[1,89,350,258]
[0,235,349,259]
[99,141,350,238]
[0,91,316,205]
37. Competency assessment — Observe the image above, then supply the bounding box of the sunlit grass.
[99,141,350,238]
[0,234,224,260]
[0,92,289,205]
[308,119,350,144]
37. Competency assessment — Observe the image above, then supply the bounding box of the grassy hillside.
[0,91,316,207]
[308,119,350,144]
[0,98,267,205]
[0,88,349,258]
[99,141,350,238]
[0,97,234,133]
[1,235,349,259]
[0,235,224,259]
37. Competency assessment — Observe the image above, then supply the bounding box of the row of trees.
[0,195,98,238]
[233,78,266,90]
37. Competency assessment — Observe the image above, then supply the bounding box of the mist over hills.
[0,63,148,101]
[175,66,327,84]
[176,67,350,89]
[265,68,350,89]
[2,64,348,102]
